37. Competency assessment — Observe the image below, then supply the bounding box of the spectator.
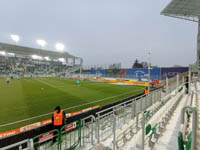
[52,106,66,143]
[144,86,148,95]
[185,76,189,94]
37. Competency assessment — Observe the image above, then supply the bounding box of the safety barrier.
[33,129,60,150]
[31,120,81,150]
[178,81,197,150]
[60,120,81,150]
[136,85,184,149]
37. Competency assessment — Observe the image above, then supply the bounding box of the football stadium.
[1,0,200,150]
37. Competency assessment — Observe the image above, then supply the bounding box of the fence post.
[131,99,135,119]
[19,145,22,150]
[27,139,33,150]
[166,77,169,94]
[191,109,197,150]
[177,74,179,89]
[134,98,136,117]
[79,120,82,148]
[155,91,158,102]
[97,114,100,143]
[159,89,162,101]
[82,119,85,147]
[142,112,145,150]
[189,70,191,93]
[123,104,126,124]
[150,92,153,106]
[136,112,139,128]
[113,115,116,150]
[145,95,147,108]
[91,117,94,145]
[140,97,142,111]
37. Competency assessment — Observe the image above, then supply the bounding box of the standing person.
[144,86,148,95]
[6,77,10,84]
[76,79,80,86]
[52,106,66,143]
[185,76,189,94]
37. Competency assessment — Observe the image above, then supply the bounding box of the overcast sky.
[0,0,197,68]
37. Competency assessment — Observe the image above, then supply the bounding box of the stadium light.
[36,39,47,48]
[10,34,20,44]
[8,53,15,57]
[44,56,50,61]
[58,58,65,62]
[55,43,65,52]
[32,55,42,60]
[0,51,6,56]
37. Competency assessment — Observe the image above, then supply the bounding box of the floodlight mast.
[10,34,20,44]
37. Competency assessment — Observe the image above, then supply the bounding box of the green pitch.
[0,77,144,132]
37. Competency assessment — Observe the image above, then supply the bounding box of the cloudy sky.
[0,0,197,68]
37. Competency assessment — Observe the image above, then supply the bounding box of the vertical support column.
[28,139,33,150]
[182,76,185,85]
[197,19,200,69]
[160,89,162,101]
[189,71,191,93]
[97,114,100,143]
[82,120,85,146]
[166,77,169,94]
[113,115,116,150]
[177,74,179,89]
[91,117,94,145]
[191,109,197,150]
[131,98,136,119]
[142,112,145,150]
[123,104,126,124]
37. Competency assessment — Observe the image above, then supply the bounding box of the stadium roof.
[0,42,80,60]
[161,0,200,22]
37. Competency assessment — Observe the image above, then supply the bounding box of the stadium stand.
[0,42,83,77]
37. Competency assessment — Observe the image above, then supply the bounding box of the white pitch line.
[0,87,144,128]
[36,79,57,88]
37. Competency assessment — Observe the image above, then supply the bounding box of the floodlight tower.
[10,34,20,45]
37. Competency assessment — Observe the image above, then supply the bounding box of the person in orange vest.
[52,106,66,143]
[144,87,148,95]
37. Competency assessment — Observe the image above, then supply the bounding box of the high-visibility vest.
[145,89,148,95]
[53,110,63,126]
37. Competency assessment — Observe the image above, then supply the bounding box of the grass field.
[0,77,144,132]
